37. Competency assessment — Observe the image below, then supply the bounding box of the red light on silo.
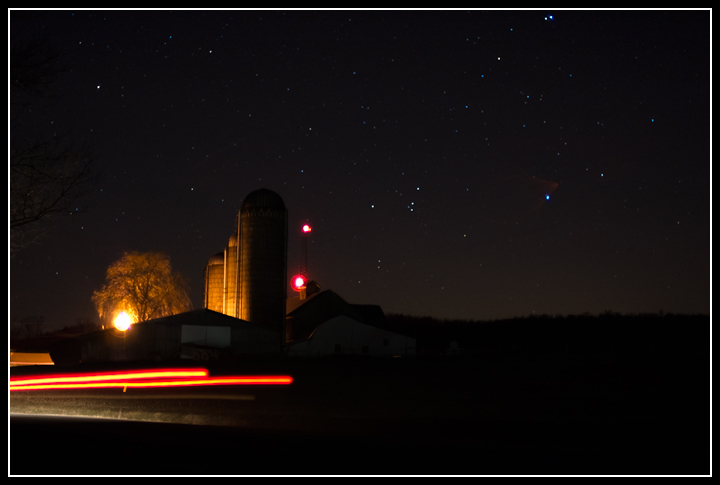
[291,274,307,291]
[297,221,313,236]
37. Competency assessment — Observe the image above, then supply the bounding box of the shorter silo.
[203,252,225,313]
[224,232,239,317]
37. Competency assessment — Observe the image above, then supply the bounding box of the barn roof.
[286,289,341,315]
[141,308,270,330]
[286,289,389,342]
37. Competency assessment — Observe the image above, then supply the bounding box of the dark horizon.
[10,10,710,330]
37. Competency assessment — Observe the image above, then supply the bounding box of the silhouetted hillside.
[385,312,709,359]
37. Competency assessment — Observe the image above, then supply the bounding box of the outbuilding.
[52,309,282,364]
[286,288,416,358]
[288,315,416,358]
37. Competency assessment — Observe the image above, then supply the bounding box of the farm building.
[287,315,416,358]
[286,288,416,358]
[50,309,282,364]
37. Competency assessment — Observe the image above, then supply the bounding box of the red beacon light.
[297,220,313,236]
[291,274,307,292]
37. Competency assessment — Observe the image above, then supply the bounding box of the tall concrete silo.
[203,252,225,313]
[238,188,288,339]
[224,232,239,317]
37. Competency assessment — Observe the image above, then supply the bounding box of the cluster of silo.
[224,232,239,317]
[203,252,224,313]
[203,188,288,341]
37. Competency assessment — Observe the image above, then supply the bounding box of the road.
[10,356,710,475]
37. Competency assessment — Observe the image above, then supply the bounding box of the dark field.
[10,353,710,475]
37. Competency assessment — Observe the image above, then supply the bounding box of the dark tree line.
[10,315,102,350]
[384,312,710,359]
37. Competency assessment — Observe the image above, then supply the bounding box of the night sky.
[9,9,711,330]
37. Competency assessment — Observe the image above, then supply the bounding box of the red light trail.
[10,368,293,391]
[10,369,208,387]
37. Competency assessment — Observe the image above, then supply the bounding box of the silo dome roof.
[241,188,286,211]
[208,252,224,265]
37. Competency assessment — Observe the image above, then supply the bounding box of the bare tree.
[92,252,193,324]
[10,137,97,252]
[10,35,98,254]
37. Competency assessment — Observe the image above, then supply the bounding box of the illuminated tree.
[92,251,193,324]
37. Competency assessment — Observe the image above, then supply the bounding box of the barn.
[286,287,416,358]
[287,315,416,358]
[49,290,414,364]
[51,309,282,364]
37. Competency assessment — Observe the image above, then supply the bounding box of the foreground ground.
[10,354,710,475]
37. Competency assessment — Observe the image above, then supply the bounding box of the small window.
[362,346,369,354]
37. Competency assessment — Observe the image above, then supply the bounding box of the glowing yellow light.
[114,311,132,331]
